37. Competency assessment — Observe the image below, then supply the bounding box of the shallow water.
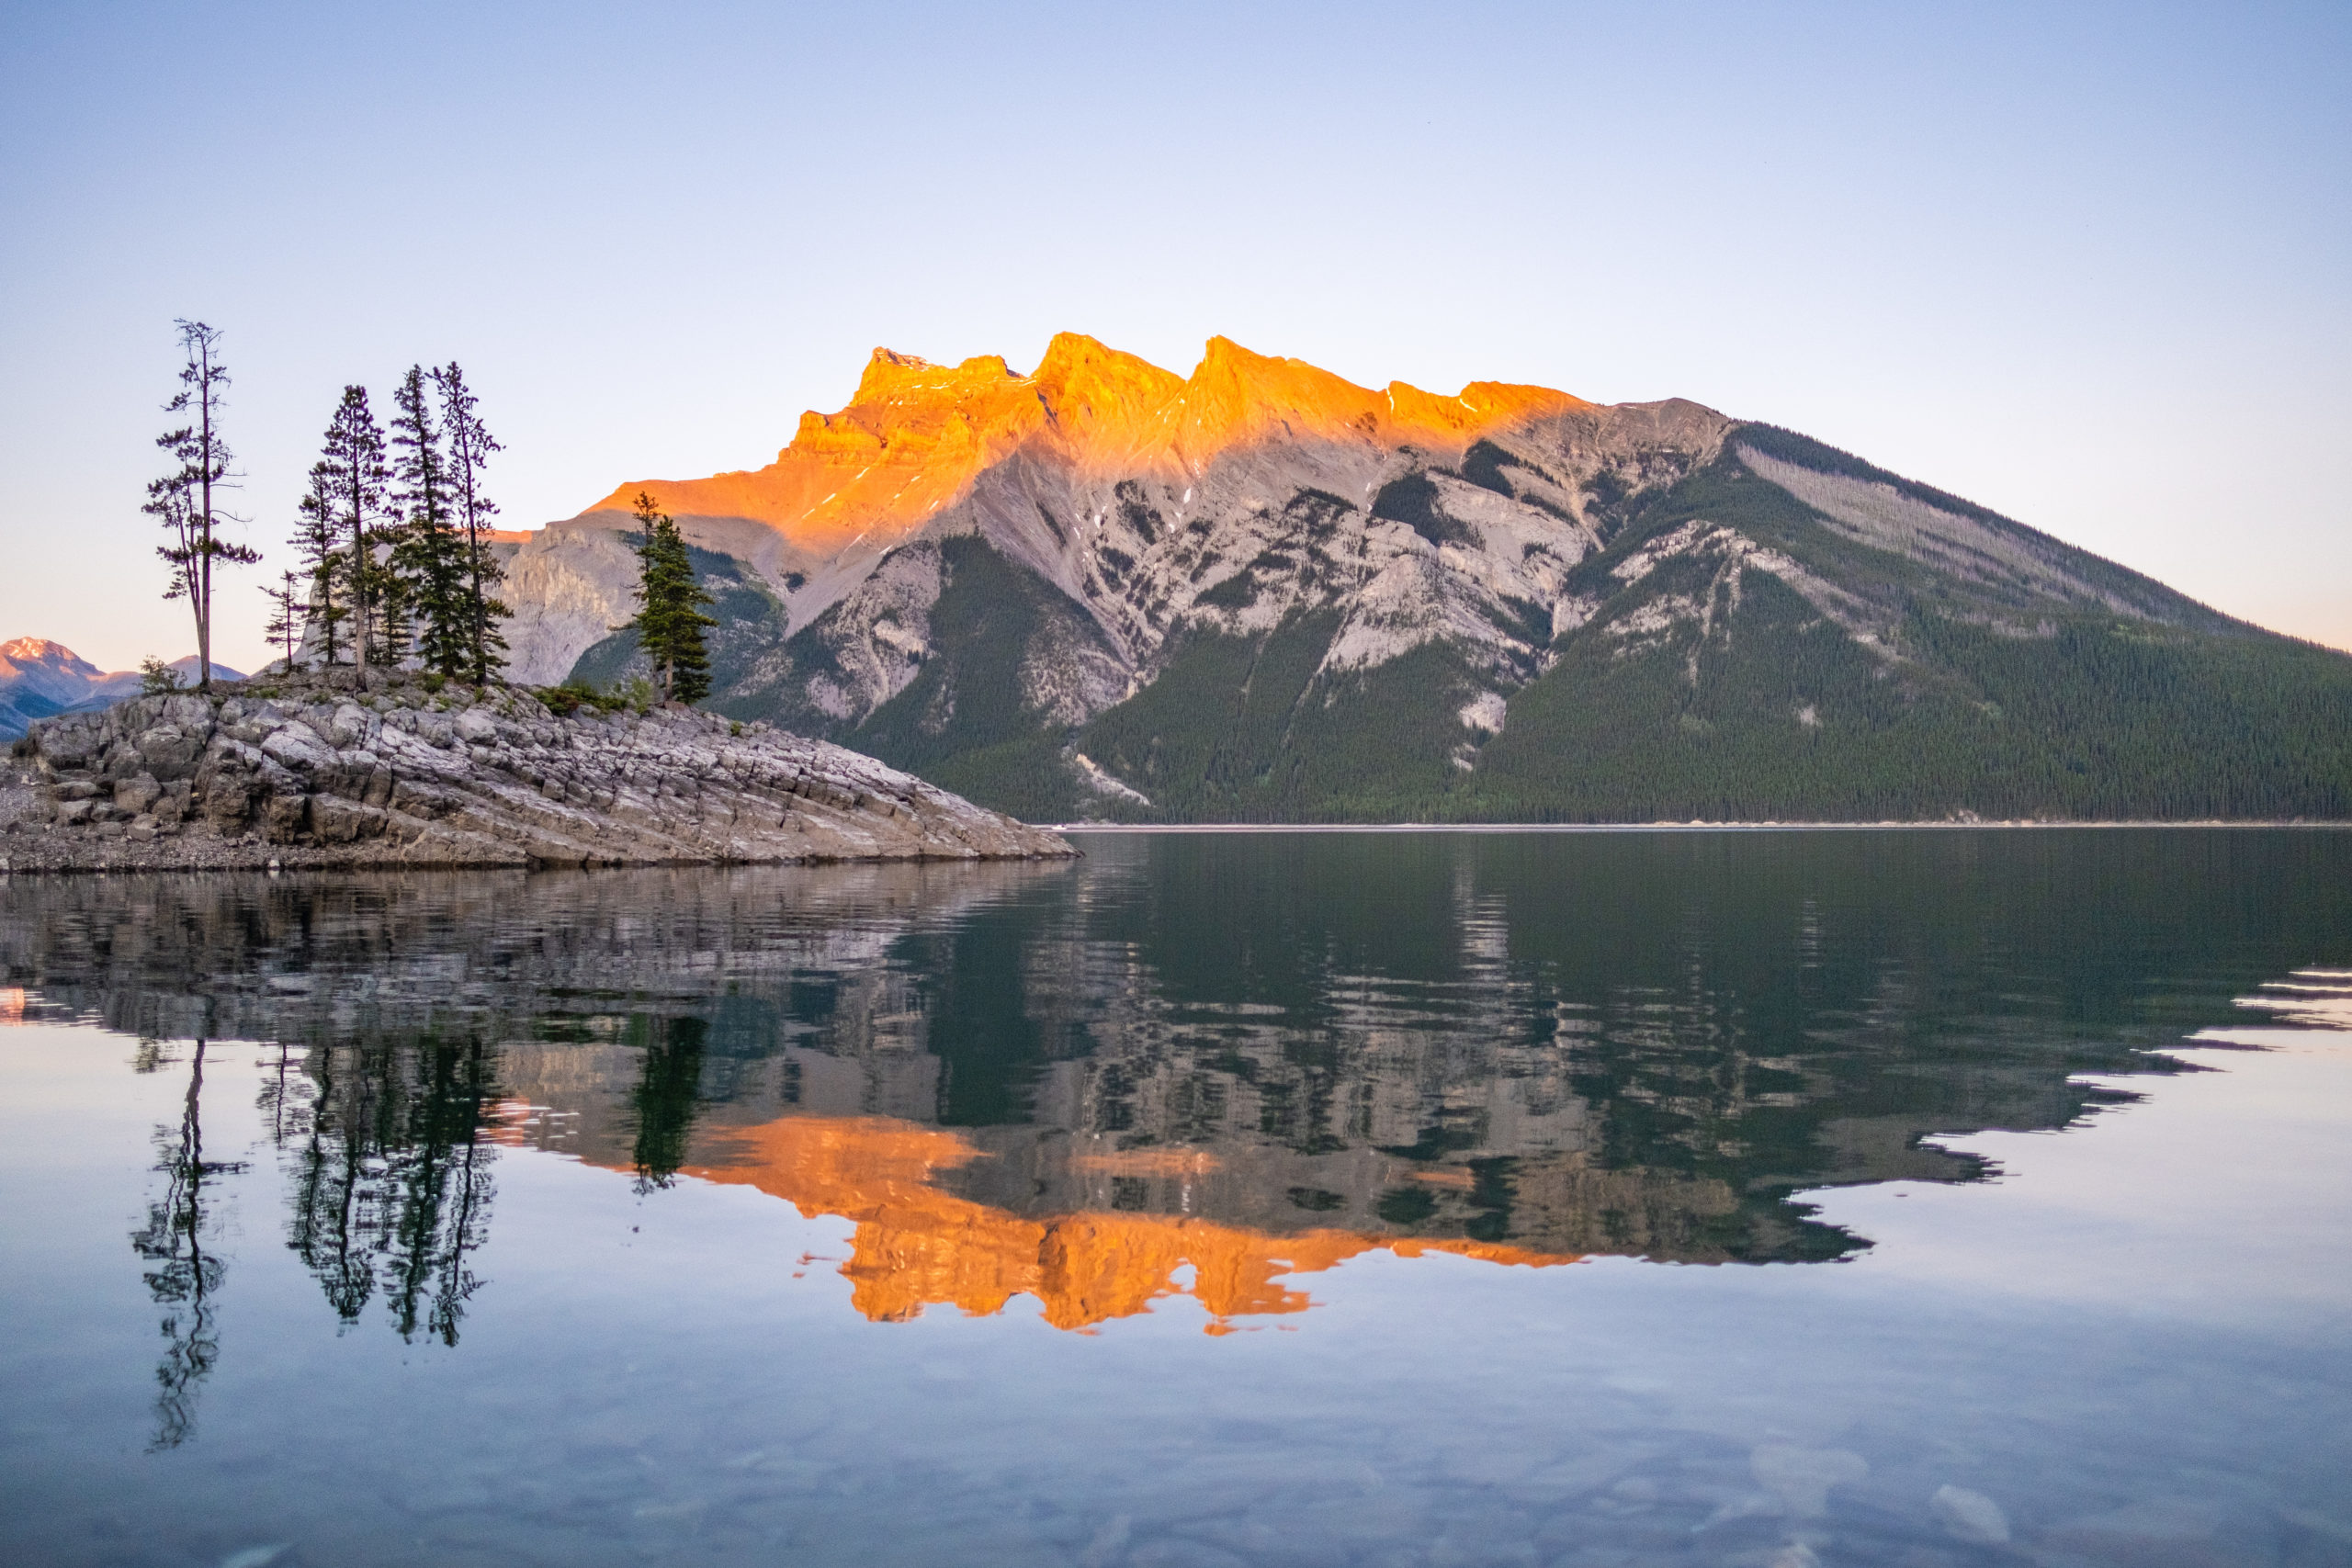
[2,829,2349,1568]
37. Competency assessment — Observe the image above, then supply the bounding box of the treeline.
[883,581,2352,825]
[142,320,513,690]
[286,362,509,682]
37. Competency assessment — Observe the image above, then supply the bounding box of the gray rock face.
[0,673,1070,873]
[495,513,830,685]
[533,398,1738,737]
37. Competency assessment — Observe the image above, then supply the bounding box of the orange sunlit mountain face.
[628,1114,1577,1334]
[577,334,1591,558]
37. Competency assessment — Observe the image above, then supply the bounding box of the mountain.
[0,640,240,741]
[503,335,2352,823]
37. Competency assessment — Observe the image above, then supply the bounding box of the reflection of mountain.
[6,830,2350,1325]
[672,1115,1568,1332]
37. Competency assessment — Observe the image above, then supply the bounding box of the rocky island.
[0,672,1070,873]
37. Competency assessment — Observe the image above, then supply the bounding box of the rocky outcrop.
[0,671,1070,873]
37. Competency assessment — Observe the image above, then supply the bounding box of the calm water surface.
[2,829,2349,1568]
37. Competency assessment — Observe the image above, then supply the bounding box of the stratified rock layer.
[0,673,1070,873]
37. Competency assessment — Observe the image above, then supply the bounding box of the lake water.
[3,829,2349,1568]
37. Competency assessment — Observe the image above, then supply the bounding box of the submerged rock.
[0,671,1069,873]
[1931,1483,2011,1545]
[1748,1445,1868,1518]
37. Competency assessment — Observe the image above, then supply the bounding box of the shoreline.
[1043,820,2352,833]
[0,842,1070,877]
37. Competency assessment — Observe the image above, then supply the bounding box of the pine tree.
[146,484,202,628]
[291,465,350,665]
[623,491,717,705]
[143,321,259,691]
[372,546,415,667]
[311,386,389,671]
[387,366,469,679]
[262,570,304,673]
[432,363,511,684]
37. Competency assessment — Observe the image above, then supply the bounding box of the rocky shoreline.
[0,671,1071,874]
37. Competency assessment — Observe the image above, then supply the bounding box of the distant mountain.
[0,639,240,740]
[494,334,2352,822]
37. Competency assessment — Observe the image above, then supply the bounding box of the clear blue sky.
[3,0,2346,671]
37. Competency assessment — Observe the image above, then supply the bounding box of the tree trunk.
[463,481,486,682]
[352,509,370,674]
[196,364,214,693]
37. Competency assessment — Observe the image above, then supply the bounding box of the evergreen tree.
[143,321,259,691]
[146,484,202,629]
[262,570,304,673]
[372,545,415,668]
[311,386,389,670]
[291,465,351,665]
[622,491,716,705]
[387,366,469,679]
[432,364,510,684]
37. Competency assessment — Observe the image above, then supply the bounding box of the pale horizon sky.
[3,0,2346,673]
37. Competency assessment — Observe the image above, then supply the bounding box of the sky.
[2,0,2346,673]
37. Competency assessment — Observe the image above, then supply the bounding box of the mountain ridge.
[0,639,241,741]
[577,334,1597,559]
[395,333,2352,823]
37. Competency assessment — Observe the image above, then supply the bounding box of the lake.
[2,829,2349,1568]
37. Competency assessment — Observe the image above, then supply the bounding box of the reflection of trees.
[119,1025,499,1454]
[12,835,2344,1327]
[284,1033,497,1346]
[130,1039,245,1451]
[628,1016,708,1191]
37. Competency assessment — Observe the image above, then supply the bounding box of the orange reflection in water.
[676,1116,1575,1334]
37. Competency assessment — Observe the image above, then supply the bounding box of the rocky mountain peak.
[1163,338,1591,466]
[0,638,97,677]
[481,338,2352,827]
[575,333,1604,560]
[1030,333,1186,459]
[0,642,243,742]
[1170,335,1379,460]
[849,346,1022,406]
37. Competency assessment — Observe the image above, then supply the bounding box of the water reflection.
[676,1115,1566,1332]
[282,1032,496,1344]
[5,830,2349,1360]
[628,1016,707,1191]
[128,1038,243,1450]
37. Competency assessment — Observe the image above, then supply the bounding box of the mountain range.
[0,640,239,741]
[483,333,2349,823]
